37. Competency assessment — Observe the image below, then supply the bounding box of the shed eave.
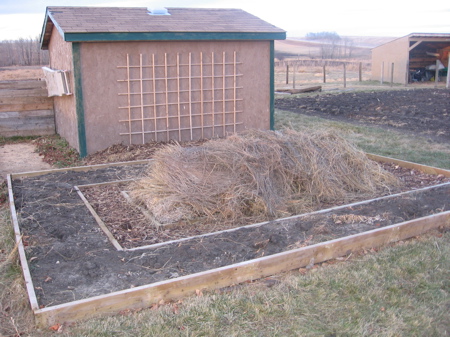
[62,31,286,42]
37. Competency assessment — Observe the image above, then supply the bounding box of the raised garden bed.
[7,155,450,327]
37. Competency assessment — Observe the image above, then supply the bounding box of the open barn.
[40,6,286,156]
[371,33,450,85]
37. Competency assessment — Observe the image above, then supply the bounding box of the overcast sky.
[1,0,449,40]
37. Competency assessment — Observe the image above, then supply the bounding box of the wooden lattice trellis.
[117,52,243,144]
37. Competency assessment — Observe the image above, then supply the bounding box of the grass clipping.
[130,129,398,225]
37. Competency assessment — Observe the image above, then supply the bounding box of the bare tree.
[0,37,49,67]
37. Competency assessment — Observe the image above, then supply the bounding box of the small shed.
[40,6,286,156]
[371,33,450,85]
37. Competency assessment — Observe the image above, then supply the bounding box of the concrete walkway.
[0,143,52,180]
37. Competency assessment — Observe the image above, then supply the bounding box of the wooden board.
[0,80,46,90]
[276,86,322,94]
[0,109,55,137]
[33,210,450,327]
[367,153,450,177]
[0,101,53,112]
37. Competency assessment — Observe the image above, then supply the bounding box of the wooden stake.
[233,51,237,133]
[189,53,193,140]
[211,52,215,137]
[200,52,204,139]
[176,53,181,141]
[359,62,362,82]
[126,54,132,144]
[286,64,289,84]
[292,64,296,89]
[152,54,157,142]
[323,65,326,83]
[222,51,226,137]
[139,54,145,144]
[164,53,169,141]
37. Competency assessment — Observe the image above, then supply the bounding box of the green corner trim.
[64,31,286,42]
[72,43,88,158]
[270,40,275,131]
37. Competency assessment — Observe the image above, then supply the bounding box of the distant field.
[275,36,397,60]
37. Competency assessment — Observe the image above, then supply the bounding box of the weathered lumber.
[367,153,450,177]
[33,210,450,327]
[276,86,322,94]
[0,101,53,112]
[0,109,55,137]
[7,175,40,312]
[0,80,46,90]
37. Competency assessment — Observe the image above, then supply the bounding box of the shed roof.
[40,6,286,49]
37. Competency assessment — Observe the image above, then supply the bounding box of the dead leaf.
[49,323,61,331]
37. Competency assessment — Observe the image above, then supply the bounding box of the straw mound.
[130,129,399,225]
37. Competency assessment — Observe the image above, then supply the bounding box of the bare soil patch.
[275,88,450,143]
[11,161,450,308]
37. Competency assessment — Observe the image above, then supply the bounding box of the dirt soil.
[6,87,450,312]
[275,88,450,143]
[11,162,450,308]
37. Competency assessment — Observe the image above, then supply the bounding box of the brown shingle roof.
[49,7,284,33]
[41,7,285,48]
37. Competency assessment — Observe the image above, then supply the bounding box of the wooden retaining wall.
[0,80,55,137]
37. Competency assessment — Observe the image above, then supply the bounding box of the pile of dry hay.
[130,129,399,225]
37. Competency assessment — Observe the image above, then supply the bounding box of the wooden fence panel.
[0,80,55,137]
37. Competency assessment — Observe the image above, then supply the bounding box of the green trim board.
[63,31,286,43]
[270,40,275,130]
[72,43,88,158]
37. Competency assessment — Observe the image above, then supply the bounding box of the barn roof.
[40,6,286,49]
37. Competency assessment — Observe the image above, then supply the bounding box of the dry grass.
[0,209,36,337]
[130,128,398,225]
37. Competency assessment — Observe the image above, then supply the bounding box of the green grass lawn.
[0,108,449,336]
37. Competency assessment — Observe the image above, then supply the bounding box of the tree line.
[306,31,355,59]
[0,37,49,67]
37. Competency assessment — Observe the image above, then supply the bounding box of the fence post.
[286,64,289,84]
[381,62,384,85]
[359,62,362,82]
[390,62,394,87]
[323,65,326,83]
[293,64,296,89]
[343,63,346,88]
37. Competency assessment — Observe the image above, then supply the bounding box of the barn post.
[434,59,439,88]
[447,52,450,89]
[390,63,394,87]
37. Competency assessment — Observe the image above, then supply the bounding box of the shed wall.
[79,40,271,154]
[48,27,79,151]
[371,37,409,85]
